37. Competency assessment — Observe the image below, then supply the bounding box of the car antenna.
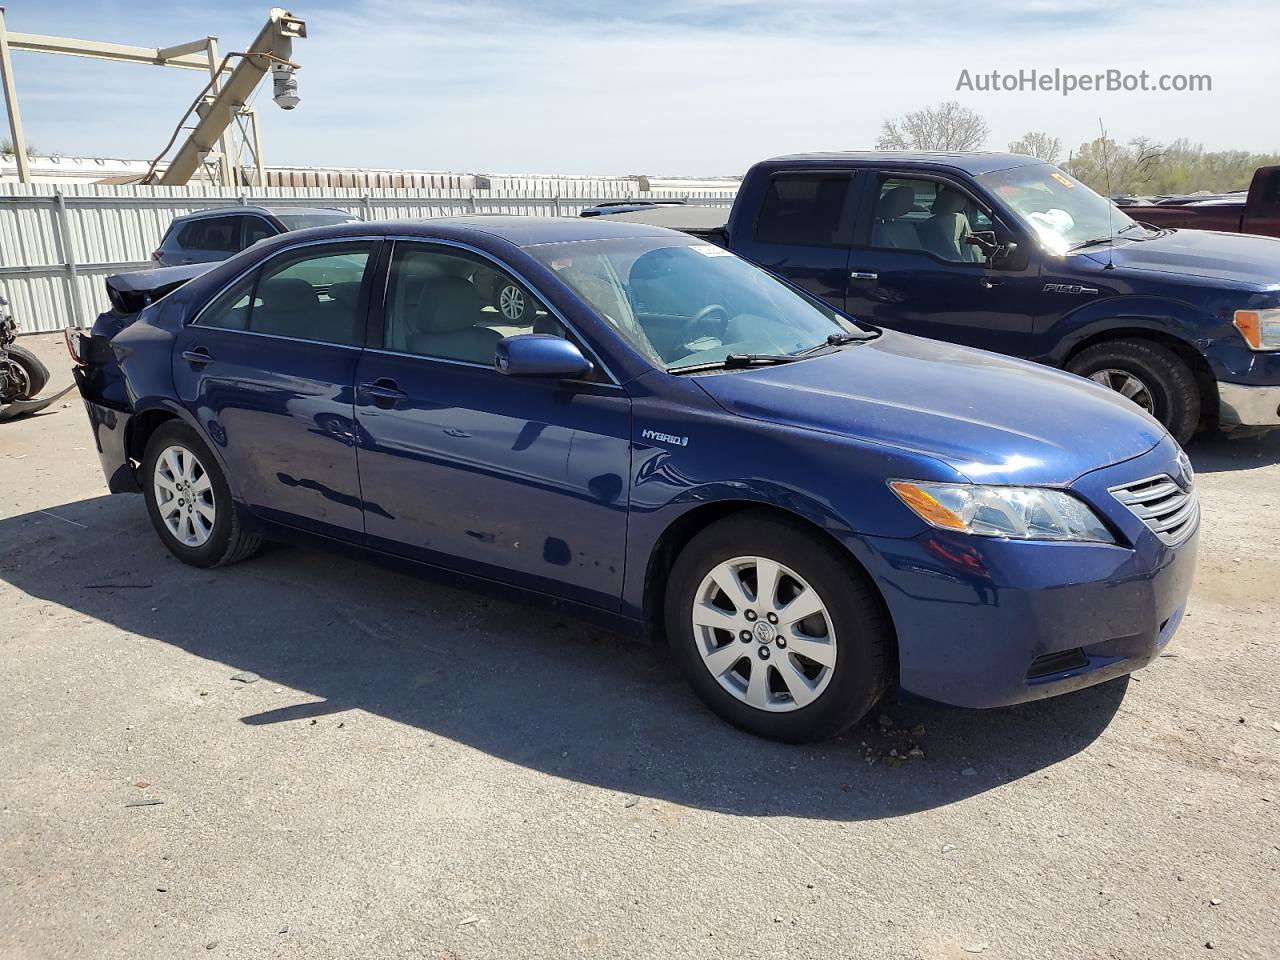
[1099,118,1116,270]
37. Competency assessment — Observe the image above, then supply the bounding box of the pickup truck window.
[977,163,1153,255]
[755,174,852,246]
[871,178,987,263]
[528,237,855,372]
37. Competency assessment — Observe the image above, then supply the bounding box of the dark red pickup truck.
[1125,166,1280,237]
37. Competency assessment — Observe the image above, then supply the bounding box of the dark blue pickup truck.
[610,152,1280,443]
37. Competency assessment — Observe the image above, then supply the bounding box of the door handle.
[849,271,879,281]
[980,277,1003,289]
[181,348,213,366]
[358,378,408,408]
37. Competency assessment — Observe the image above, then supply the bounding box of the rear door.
[843,172,1040,355]
[352,240,632,610]
[172,239,377,540]
[736,171,860,311]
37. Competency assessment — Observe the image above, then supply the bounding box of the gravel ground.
[1,335,1277,960]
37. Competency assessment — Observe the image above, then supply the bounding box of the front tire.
[664,512,893,742]
[142,421,261,568]
[1066,338,1200,444]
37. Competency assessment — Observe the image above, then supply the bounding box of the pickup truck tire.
[1066,339,1200,444]
[142,421,261,568]
[665,512,891,742]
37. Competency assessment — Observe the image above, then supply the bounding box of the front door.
[353,241,632,610]
[172,239,376,540]
[843,173,1040,356]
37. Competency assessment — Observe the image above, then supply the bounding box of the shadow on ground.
[1188,429,1280,473]
[1,494,1131,821]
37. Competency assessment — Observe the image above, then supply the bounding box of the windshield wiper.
[1068,235,1115,252]
[722,353,804,368]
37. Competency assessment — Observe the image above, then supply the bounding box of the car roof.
[764,151,1046,175]
[170,205,348,223]
[289,214,680,247]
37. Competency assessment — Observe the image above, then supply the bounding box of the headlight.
[889,480,1114,543]
[1233,308,1280,351]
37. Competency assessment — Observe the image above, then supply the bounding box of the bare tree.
[1008,132,1063,163]
[876,101,989,152]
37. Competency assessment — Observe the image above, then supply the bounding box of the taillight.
[64,326,87,367]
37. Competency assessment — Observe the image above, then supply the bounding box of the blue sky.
[5,0,1278,175]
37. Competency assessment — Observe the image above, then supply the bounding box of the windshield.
[527,238,857,371]
[978,164,1154,255]
[276,212,361,230]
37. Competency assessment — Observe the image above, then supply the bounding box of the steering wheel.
[692,303,730,341]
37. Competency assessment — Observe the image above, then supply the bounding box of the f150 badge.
[1043,283,1099,295]
[641,428,689,447]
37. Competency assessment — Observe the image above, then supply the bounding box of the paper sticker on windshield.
[690,244,732,257]
[1050,172,1075,188]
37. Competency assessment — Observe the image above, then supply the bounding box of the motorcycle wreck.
[0,297,73,421]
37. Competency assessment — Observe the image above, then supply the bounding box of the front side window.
[870,177,988,263]
[382,244,562,364]
[755,174,851,246]
[178,216,241,253]
[243,218,276,246]
[195,242,372,346]
[977,163,1154,254]
[528,238,856,372]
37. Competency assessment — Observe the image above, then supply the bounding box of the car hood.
[1083,229,1280,288]
[694,333,1166,485]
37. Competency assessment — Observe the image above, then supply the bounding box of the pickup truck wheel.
[1067,339,1200,444]
[665,512,892,742]
[142,421,261,568]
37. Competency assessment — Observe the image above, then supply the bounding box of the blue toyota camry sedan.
[74,216,1199,741]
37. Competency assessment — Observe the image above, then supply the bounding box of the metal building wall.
[0,181,737,334]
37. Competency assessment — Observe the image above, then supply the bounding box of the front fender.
[1039,295,1212,366]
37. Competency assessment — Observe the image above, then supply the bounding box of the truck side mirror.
[966,231,1023,268]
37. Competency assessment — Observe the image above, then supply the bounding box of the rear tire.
[664,512,892,742]
[142,421,261,568]
[1066,338,1200,445]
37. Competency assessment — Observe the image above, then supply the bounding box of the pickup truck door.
[843,172,1040,356]
[731,170,860,310]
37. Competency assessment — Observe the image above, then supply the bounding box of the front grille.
[1108,473,1199,545]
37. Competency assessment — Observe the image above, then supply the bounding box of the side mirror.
[495,334,592,379]
[966,231,1021,267]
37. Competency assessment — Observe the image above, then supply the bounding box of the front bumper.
[1217,380,1280,427]
[857,436,1198,709]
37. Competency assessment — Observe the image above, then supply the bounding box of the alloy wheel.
[690,556,837,712]
[498,284,526,321]
[153,444,216,547]
[1089,368,1155,413]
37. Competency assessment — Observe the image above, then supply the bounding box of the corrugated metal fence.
[0,181,737,334]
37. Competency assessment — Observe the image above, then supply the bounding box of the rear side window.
[755,174,852,246]
[195,242,373,346]
[177,216,242,253]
